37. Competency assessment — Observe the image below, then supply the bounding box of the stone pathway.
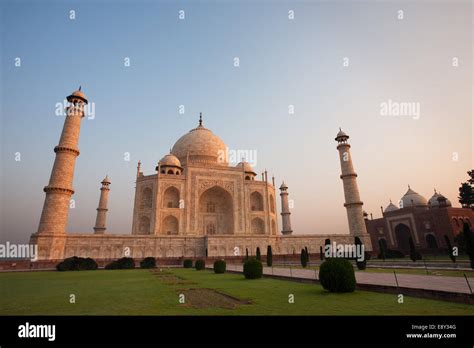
[226,264,474,295]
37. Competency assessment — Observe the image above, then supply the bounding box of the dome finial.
[79,85,82,91]
[199,112,203,127]
[434,188,437,194]
[408,184,411,189]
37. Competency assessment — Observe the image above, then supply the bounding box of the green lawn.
[1,268,473,315]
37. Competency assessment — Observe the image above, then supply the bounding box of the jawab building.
[31,89,372,260]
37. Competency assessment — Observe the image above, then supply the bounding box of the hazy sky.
[1,0,472,244]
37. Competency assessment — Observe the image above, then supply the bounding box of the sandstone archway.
[162,215,179,235]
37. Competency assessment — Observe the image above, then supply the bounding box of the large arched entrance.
[394,224,412,252]
[199,186,234,235]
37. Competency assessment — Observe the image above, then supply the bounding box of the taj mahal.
[31,88,373,260]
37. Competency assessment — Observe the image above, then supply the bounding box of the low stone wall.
[30,232,373,260]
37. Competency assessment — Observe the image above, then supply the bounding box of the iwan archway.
[199,186,234,235]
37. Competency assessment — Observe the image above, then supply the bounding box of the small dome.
[67,87,88,104]
[335,128,349,142]
[429,190,452,208]
[400,186,428,208]
[384,200,399,212]
[236,161,255,174]
[280,181,288,190]
[101,175,111,184]
[159,153,181,167]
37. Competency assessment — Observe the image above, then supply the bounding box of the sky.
[0,0,472,244]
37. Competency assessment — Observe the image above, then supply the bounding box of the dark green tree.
[458,170,474,209]
[245,248,249,260]
[266,245,273,267]
[444,235,456,263]
[408,237,421,262]
[354,236,367,270]
[462,222,474,269]
[256,247,261,261]
[378,239,386,261]
[319,245,324,260]
[300,249,308,268]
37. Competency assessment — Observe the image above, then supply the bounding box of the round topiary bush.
[140,257,156,269]
[105,257,135,270]
[319,258,356,293]
[183,259,193,268]
[195,259,205,270]
[243,258,263,279]
[213,260,226,274]
[56,256,98,271]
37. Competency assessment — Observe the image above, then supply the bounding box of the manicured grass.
[0,268,473,315]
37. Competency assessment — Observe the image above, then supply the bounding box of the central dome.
[171,117,228,166]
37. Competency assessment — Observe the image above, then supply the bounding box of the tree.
[378,239,386,261]
[256,247,261,261]
[458,170,474,209]
[300,249,308,268]
[444,235,456,263]
[354,236,367,270]
[266,245,273,267]
[319,245,324,260]
[245,248,249,260]
[408,237,421,262]
[462,222,474,269]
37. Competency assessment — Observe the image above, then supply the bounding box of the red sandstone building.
[365,187,473,254]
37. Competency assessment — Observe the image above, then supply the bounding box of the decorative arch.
[271,219,276,235]
[394,223,412,252]
[162,215,179,235]
[167,169,174,174]
[141,187,152,209]
[199,186,234,235]
[251,217,265,234]
[139,216,150,234]
[163,186,180,208]
[250,191,264,211]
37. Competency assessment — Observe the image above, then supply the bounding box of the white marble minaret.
[335,128,368,237]
[279,181,293,235]
[93,176,111,234]
[37,88,87,236]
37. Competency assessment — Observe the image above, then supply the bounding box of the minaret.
[335,128,368,237]
[279,181,293,235]
[93,176,111,234]
[36,87,88,236]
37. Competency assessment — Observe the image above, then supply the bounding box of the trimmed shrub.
[195,259,205,270]
[463,222,474,269]
[409,237,422,262]
[300,249,308,268]
[105,257,135,270]
[56,256,98,271]
[243,258,263,279]
[140,257,156,269]
[256,247,261,261]
[355,237,367,270]
[382,249,405,259]
[213,260,226,274]
[183,259,193,268]
[320,246,324,260]
[444,235,456,263]
[266,245,273,267]
[319,258,356,293]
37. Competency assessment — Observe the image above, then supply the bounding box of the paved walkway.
[226,264,474,295]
